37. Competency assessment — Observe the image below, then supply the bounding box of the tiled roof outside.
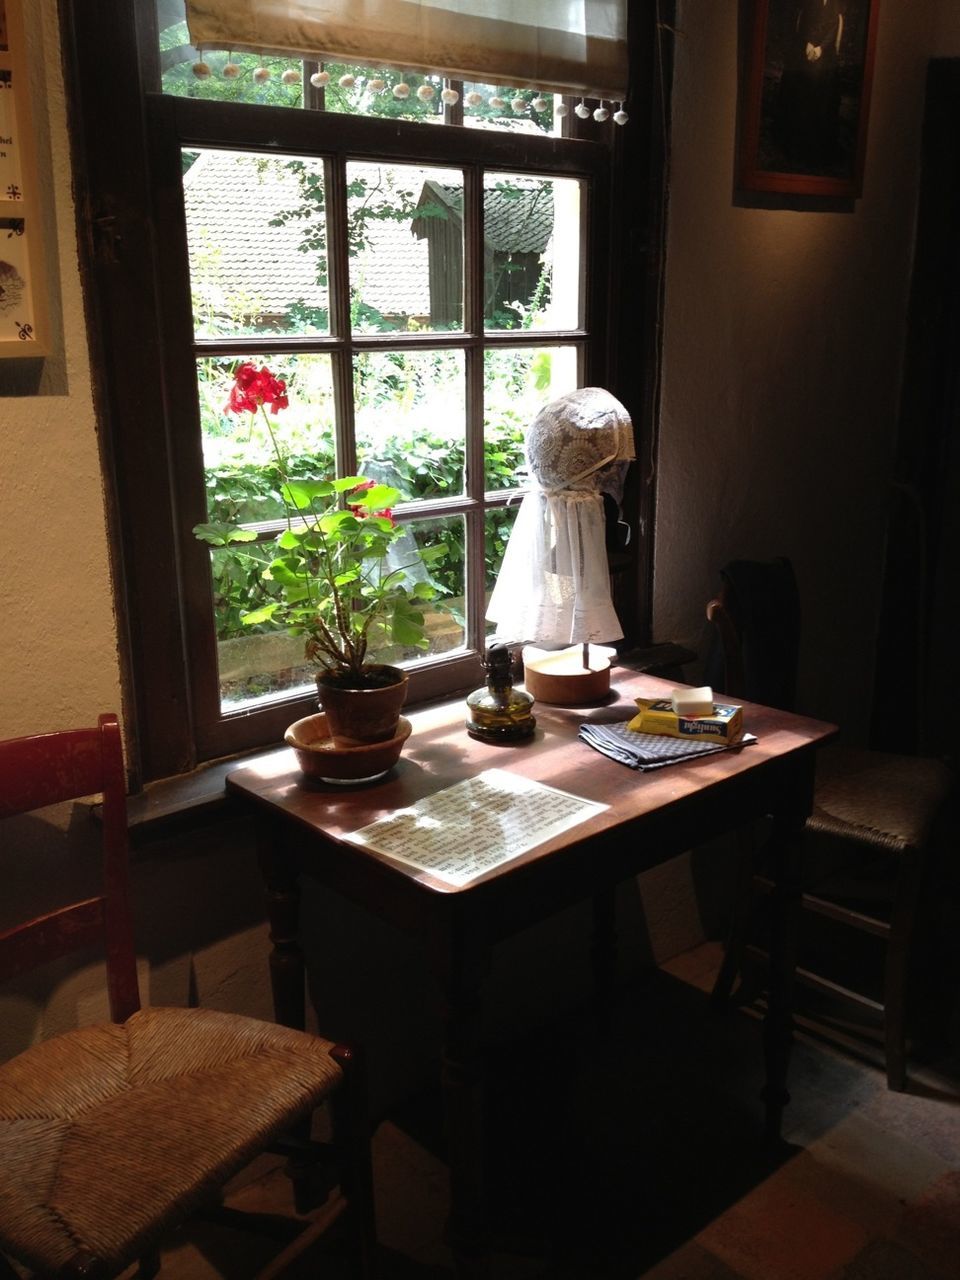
[183,150,434,322]
[184,151,329,320]
[417,179,554,253]
[183,150,552,327]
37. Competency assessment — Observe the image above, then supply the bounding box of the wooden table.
[227,670,836,1274]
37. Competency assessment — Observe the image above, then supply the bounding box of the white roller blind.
[185,0,628,100]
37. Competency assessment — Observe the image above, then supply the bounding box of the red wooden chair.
[0,714,376,1279]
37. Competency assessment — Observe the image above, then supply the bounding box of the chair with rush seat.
[0,714,376,1279]
[706,559,955,1091]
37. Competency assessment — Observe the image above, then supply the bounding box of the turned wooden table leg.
[762,807,806,1144]
[437,922,492,1279]
[256,815,305,1031]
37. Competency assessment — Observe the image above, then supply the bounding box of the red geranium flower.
[225,362,288,415]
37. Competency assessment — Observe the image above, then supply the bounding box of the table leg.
[438,926,492,1278]
[256,815,306,1031]
[762,809,805,1144]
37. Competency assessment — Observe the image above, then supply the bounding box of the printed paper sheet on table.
[344,768,608,887]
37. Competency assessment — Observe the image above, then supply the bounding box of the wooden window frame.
[60,0,671,784]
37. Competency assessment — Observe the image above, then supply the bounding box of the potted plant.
[193,361,443,747]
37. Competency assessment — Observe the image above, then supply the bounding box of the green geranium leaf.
[241,603,279,625]
[351,483,399,510]
[320,510,361,533]
[268,561,304,588]
[193,522,258,546]
[277,528,303,548]
[417,544,446,563]
[391,615,425,646]
[365,515,396,533]
[282,479,335,509]
[333,475,365,492]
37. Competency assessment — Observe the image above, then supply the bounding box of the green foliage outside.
[199,347,533,642]
[162,16,556,653]
[160,19,555,133]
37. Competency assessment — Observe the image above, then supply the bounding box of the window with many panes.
[63,0,661,781]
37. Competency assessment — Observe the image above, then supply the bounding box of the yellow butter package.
[627,697,744,745]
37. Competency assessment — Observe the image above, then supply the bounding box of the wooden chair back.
[705,557,801,713]
[0,713,140,1022]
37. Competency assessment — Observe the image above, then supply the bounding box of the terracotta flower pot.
[316,664,409,745]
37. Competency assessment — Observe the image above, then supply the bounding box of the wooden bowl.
[521,644,615,706]
[284,713,412,784]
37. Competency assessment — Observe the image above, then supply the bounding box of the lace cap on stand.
[486,387,635,647]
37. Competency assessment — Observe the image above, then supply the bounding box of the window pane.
[463,84,560,137]
[323,67,446,123]
[198,354,336,526]
[354,350,466,500]
[483,347,579,490]
[363,516,467,665]
[184,150,329,338]
[483,173,581,331]
[159,3,305,107]
[346,161,464,333]
[485,504,520,635]
[212,535,314,710]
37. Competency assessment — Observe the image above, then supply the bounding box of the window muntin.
[176,122,592,730]
[157,1,564,136]
[134,0,617,763]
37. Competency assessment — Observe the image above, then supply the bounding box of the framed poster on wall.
[0,0,48,354]
[738,0,881,199]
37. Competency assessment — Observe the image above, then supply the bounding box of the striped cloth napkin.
[579,721,757,771]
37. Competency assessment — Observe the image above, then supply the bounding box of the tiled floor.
[144,943,960,1279]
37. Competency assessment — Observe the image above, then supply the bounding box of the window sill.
[121,642,694,842]
[124,750,264,842]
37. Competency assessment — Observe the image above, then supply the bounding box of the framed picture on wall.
[0,0,46,355]
[738,0,881,198]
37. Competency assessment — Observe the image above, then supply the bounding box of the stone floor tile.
[836,1238,950,1280]
[859,1084,960,1164]
[894,1170,960,1277]
[696,1176,869,1280]
[800,1110,950,1214]
[638,1239,745,1279]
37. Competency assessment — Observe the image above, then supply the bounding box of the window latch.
[91,212,122,264]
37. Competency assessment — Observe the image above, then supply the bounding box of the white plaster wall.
[654,0,940,738]
[933,5,960,52]
[0,0,122,739]
[3,0,959,1080]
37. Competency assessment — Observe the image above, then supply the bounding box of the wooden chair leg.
[712,823,762,1006]
[329,1044,378,1280]
[883,848,926,1091]
[285,1114,316,1216]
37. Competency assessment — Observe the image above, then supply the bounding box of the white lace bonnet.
[486,387,635,646]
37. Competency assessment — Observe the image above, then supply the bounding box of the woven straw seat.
[0,1007,342,1275]
[809,746,953,855]
[706,559,956,1090]
[0,715,376,1279]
